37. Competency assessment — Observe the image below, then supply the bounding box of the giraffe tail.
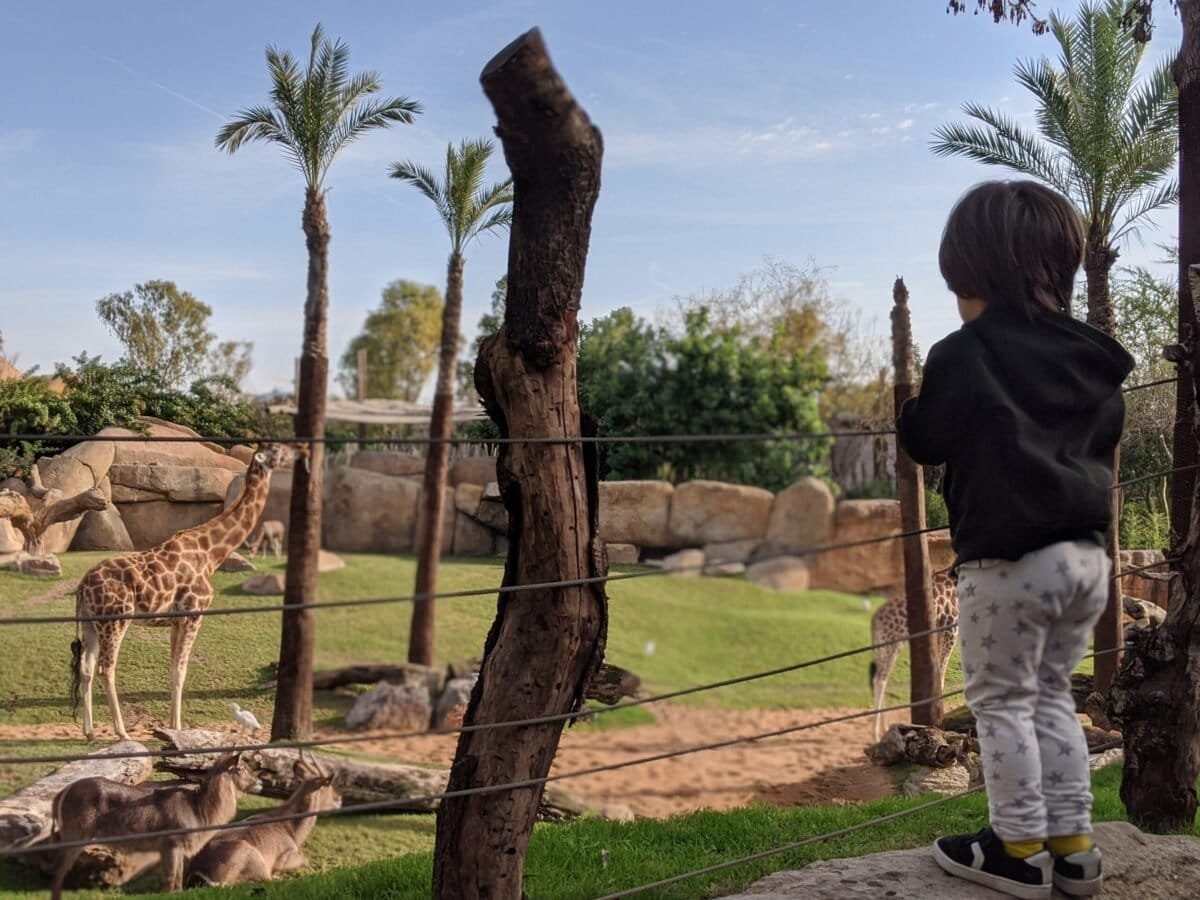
[868,660,877,689]
[69,587,83,721]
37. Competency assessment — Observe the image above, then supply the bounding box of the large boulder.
[218,552,256,573]
[598,481,675,548]
[108,423,245,472]
[345,682,432,732]
[702,539,760,566]
[450,456,497,487]
[349,451,425,478]
[928,530,955,574]
[108,464,237,503]
[72,505,134,552]
[668,480,773,546]
[760,477,835,558]
[323,467,421,553]
[474,496,508,533]
[606,542,640,565]
[452,511,494,557]
[242,573,285,595]
[454,483,484,517]
[118,501,223,549]
[662,548,705,576]
[34,438,117,552]
[433,674,478,730]
[746,556,811,592]
[0,520,23,553]
[223,469,292,535]
[811,500,904,595]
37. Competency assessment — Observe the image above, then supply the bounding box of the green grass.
[0,762,1170,900]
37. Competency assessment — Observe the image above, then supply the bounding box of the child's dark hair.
[938,180,1085,315]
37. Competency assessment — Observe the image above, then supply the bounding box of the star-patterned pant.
[956,539,1110,842]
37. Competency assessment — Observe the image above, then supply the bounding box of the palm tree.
[390,139,513,667]
[932,0,1177,335]
[217,24,421,739]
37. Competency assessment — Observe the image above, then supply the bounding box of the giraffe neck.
[183,465,272,571]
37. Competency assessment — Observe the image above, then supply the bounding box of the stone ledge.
[720,821,1200,899]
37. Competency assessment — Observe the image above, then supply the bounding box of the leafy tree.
[578,307,829,491]
[208,340,254,395]
[217,22,420,740]
[933,0,1178,336]
[339,280,444,402]
[389,139,512,667]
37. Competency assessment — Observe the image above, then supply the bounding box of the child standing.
[898,180,1134,899]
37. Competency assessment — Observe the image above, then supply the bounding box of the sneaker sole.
[1054,871,1103,896]
[932,840,1052,900]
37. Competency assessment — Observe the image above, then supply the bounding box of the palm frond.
[215,105,289,153]
[1112,179,1178,243]
[931,106,1071,196]
[389,160,452,231]
[474,206,514,239]
[1120,57,1178,148]
[1013,57,1075,157]
[325,95,420,173]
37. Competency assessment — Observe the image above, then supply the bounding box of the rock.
[346,681,433,731]
[450,456,497,487]
[598,803,635,822]
[668,480,773,545]
[705,561,746,576]
[452,511,494,556]
[349,451,425,478]
[1122,595,1165,626]
[720,822,1200,899]
[108,424,246,472]
[475,497,508,533]
[662,548,705,576]
[318,550,345,572]
[760,478,834,558]
[1090,747,1124,771]
[902,763,973,797]
[927,531,955,574]
[242,573,285,595]
[598,481,675,548]
[229,444,256,465]
[108,464,238,503]
[454,483,484,517]
[71,504,134,551]
[746,556,811,592]
[322,467,421,553]
[118,501,223,549]
[224,469,292,534]
[606,542,640,565]
[0,520,21,553]
[3,552,62,577]
[433,675,478,730]
[34,441,114,552]
[483,481,500,499]
[702,539,760,566]
[415,488,455,556]
[810,500,903,595]
[218,552,256,573]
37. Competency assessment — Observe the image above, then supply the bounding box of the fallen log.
[865,724,977,768]
[153,728,587,819]
[1,740,158,888]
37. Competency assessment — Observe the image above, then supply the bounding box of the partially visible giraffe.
[869,570,960,742]
[71,445,288,740]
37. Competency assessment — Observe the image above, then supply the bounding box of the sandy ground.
[0,705,899,819]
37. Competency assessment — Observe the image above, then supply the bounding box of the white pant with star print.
[956,539,1110,842]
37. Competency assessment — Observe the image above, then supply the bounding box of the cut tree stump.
[865,724,976,768]
[1,740,158,888]
[152,729,587,819]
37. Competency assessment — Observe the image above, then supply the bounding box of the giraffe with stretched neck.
[869,570,960,741]
[71,446,287,740]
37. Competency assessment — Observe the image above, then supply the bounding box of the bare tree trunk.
[410,253,466,667]
[0,483,107,555]
[890,277,940,728]
[431,29,606,900]
[272,187,329,742]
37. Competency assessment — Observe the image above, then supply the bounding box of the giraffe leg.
[871,642,902,742]
[169,593,208,730]
[99,620,131,740]
[80,624,99,741]
[937,627,956,697]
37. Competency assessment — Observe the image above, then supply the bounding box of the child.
[897,180,1134,899]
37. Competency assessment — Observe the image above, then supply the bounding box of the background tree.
[217,23,420,740]
[339,280,443,401]
[933,0,1178,335]
[389,139,512,667]
[456,276,506,404]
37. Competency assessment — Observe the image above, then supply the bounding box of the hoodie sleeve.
[896,338,966,466]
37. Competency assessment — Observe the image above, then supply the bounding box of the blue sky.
[0,1,1183,396]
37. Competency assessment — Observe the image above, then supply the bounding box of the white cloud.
[898,119,914,129]
[871,126,892,135]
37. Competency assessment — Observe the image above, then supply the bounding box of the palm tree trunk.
[1083,229,1118,335]
[409,252,465,666]
[272,187,329,742]
[1110,0,1200,832]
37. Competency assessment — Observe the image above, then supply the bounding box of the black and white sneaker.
[932,826,1053,899]
[1053,845,1103,896]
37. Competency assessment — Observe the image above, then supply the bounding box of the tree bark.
[1174,0,1200,547]
[1108,263,1200,832]
[890,277,941,729]
[0,483,107,555]
[431,29,606,900]
[410,252,466,667]
[272,187,329,742]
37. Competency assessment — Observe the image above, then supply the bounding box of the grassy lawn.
[0,762,1169,900]
[0,551,955,897]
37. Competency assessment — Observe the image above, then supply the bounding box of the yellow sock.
[1048,834,1094,856]
[1003,839,1046,859]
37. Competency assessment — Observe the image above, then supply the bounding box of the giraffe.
[869,570,960,742]
[71,445,287,740]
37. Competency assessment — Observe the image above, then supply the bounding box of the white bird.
[862,598,872,612]
[230,702,262,733]
[643,640,656,657]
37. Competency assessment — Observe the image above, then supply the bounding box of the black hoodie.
[897,303,1135,568]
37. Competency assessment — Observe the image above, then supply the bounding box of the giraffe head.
[249,444,290,477]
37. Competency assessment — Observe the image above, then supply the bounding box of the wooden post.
[431,29,607,900]
[356,347,368,447]
[890,277,941,728]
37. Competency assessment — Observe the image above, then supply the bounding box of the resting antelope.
[186,756,341,887]
[49,753,258,897]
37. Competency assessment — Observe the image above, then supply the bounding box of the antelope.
[245,520,286,559]
[49,753,258,898]
[185,756,341,888]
